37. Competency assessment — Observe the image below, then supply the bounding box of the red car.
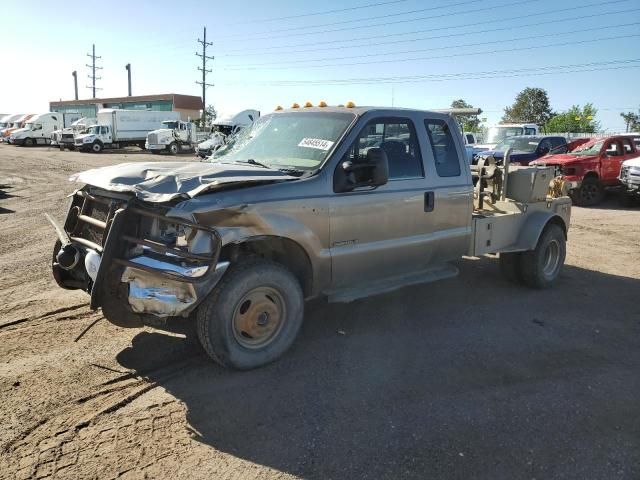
[532,135,640,205]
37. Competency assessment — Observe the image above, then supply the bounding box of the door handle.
[424,191,435,212]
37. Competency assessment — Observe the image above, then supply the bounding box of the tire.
[24,138,34,147]
[196,259,304,370]
[91,141,103,153]
[520,224,566,289]
[499,252,523,284]
[168,142,179,155]
[574,177,604,206]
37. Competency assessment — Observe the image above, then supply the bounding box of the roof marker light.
[304,101,313,108]
[345,101,356,108]
[291,103,300,109]
[275,105,283,111]
[318,101,327,107]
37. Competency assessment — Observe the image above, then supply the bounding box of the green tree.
[502,87,554,125]
[194,104,218,128]
[450,99,480,132]
[546,104,600,133]
[620,111,640,132]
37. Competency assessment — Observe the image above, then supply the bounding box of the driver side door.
[329,116,437,288]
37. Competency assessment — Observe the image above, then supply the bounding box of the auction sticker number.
[298,138,335,151]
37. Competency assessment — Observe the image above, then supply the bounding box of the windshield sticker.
[298,138,334,151]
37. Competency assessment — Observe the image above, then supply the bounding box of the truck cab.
[1,114,34,142]
[474,123,540,152]
[196,109,261,158]
[10,112,65,146]
[532,135,640,205]
[145,120,196,154]
[49,104,570,370]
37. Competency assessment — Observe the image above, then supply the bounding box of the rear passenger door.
[422,117,474,257]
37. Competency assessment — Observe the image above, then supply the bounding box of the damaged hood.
[70,161,298,203]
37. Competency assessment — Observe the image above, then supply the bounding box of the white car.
[619,155,640,205]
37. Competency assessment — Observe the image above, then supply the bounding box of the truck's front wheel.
[168,142,179,155]
[91,141,103,153]
[520,224,566,289]
[24,138,34,147]
[196,259,304,370]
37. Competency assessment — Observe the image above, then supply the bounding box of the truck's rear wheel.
[168,142,179,155]
[573,178,604,206]
[91,141,103,153]
[196,259,304,370]
[520,224,566,289]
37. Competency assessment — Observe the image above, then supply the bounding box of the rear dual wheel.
[499,223,566,289]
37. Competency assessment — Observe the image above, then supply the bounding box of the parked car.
[531,135,640,206]
[618,142,640,206]
[473,135,568,166]
[49,104,571,370]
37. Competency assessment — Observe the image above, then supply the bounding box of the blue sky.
[2,0,639,130]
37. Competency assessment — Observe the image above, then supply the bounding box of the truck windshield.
[570,140,603,156]
[486,126,524,144]
[24,123,34,130]
[210,112,356,171]
[494,137,539,153]
[88,126,100,135]
[163,121,179,129]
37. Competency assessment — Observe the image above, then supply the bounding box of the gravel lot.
[1,144,639,479]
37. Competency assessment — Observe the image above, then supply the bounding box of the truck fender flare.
[514,212,567,252]
[220,235,315,298]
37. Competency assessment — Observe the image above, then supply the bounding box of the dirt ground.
[0,144,639,480]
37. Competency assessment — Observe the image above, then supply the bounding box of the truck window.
[550,137,567,153]
[424,119,460,177]
[348,119,423,179]
[100,126,109,135]
[524,127,537,135]
[621,137,633,153]
[465,133,475,144]
[605,141,621,157]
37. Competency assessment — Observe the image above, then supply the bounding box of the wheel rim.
[92,143,101,152]
[231,287,286,349]
[170,144,178,154]
[542,239,561,278]
[580,183,599,202]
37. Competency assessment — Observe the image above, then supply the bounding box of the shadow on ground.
[0,184,17,214]
[117,258,640,479]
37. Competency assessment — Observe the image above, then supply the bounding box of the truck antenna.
[196,26,214,126]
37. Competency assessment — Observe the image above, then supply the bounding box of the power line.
[196,26,214,123]
[236,0,409,24]
[221,25,640,71]
[217,0,631,55]
[85,43,102,98]
[214,0,482,39]
[221,0,543,42]
[219,59,640,86]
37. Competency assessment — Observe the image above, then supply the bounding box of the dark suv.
[474,135,568,165]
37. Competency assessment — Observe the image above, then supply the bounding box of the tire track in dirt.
[1,359,199,480]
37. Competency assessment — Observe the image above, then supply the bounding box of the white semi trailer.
[75,109,180,153]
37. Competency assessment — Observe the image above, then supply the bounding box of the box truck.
[75,109,180,153]
[9,112,81,146]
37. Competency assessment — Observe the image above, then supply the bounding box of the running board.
[326,263,459,303]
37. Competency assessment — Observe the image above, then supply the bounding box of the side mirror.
[334,147,389,192]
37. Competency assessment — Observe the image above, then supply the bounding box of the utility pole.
[125,63,132,96]
[195,26,214,125]
[72,71,78,100]
[85,44,102,98]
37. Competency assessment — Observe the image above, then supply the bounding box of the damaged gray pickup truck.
[50,105,571,369]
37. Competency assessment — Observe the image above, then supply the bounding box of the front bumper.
[52,190,226,327]
[146,143,169,151]
[11,137,25,145]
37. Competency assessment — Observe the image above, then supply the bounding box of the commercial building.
[49,93,203,121]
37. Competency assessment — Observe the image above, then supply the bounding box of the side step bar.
[326,263,459,303]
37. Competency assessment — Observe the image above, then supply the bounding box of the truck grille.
[64,189,222,283]
[148,133,158,145]
[62,133,74,140]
